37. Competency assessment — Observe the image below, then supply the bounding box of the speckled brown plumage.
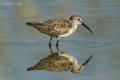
[26,19,72,37]
[27,52,73,72]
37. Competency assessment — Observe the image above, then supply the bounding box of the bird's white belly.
[59,53,78,64]
[59,25,77,38]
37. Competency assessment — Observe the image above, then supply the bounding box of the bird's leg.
[56,37,59,47]
[56,44,59,52]
[49,36,52,47]
[49,45,53,54]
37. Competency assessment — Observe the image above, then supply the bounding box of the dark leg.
[56,37,59,47]
[49,36,52,47]
[56,45,59,52]
[49,44,53,54]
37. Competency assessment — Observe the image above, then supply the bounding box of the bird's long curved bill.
[82,22,93,33]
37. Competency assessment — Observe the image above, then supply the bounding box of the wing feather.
[44,19,72,36]
[26,19,72,37]
[31,53,73,71]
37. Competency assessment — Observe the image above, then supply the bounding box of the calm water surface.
[0,0,120,80]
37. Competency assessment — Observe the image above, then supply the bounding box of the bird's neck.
[59,21,78,38]
[71,22,78,32]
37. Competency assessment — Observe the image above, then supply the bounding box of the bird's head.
[71,64,84,74]
[69,15,93,33]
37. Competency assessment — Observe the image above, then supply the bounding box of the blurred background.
[0,0,120,80]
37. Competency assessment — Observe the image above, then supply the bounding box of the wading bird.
[26,15,93,46]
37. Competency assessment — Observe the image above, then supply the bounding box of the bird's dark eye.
[78,18,82,22]
[78,19,80,21]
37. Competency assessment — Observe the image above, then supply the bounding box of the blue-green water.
[0,0,120,80]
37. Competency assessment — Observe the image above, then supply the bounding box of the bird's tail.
[26,22,44,26]
[82,55,93,66]
[27,65,44,71]
[26,22,35,26]
[27,66,34,71]
[26,22,46,31]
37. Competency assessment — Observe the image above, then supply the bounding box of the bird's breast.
[59,24,78,38]
[59,53,78,64]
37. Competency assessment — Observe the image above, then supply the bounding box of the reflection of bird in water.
[26,15,93,46]
[27,47,92,74]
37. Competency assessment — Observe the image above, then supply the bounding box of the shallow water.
[0,0,120,80]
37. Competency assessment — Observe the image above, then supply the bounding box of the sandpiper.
[26,15,93,46]
[27,51,92,74]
